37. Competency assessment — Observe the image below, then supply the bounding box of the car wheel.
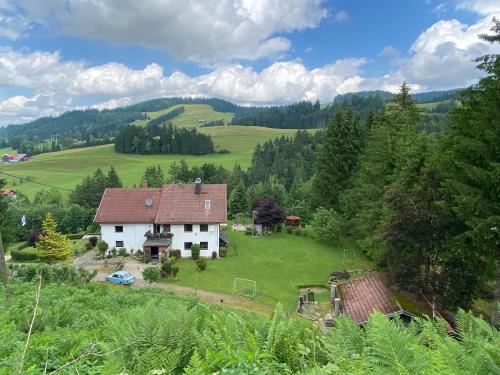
[119,282,124,285]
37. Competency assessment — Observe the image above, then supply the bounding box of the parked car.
[105,270,135,285]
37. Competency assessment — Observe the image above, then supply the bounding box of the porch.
[143,230,173,262]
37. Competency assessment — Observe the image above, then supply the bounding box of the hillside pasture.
[0,126,302,197]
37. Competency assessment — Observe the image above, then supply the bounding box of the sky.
[0,0,499,124]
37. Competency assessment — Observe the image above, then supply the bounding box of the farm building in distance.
[2,153,32,163]
[94,179,228,261]
[0,188,16,199]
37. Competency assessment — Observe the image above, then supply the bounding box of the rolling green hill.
[0,126,303,197]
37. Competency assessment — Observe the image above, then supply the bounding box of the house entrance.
[151,246,159,258]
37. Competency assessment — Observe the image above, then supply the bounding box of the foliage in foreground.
[0,280,499,374]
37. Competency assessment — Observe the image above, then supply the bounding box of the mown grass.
[133,104,234,128]
[168,230,372,310]
[0,126,301,198]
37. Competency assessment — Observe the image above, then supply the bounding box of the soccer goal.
[342,248,358,266]
[232,278,257,298]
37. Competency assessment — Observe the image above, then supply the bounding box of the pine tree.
[312,106,364,210]
[228,180,249,218]
[107,166,123,188]
[441,18,500,324]
[38,213,70,263]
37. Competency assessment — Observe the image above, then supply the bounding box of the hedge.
[11,249,39,261]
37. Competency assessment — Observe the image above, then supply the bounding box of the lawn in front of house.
[167,230,372,311]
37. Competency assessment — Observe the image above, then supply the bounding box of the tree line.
[114,123,214,155]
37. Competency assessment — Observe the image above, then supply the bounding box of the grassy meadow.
[169,230,372,310]
[0,126,301,198]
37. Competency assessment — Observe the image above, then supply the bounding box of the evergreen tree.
[228,181,249,218]
[312,106,365,210]
[38,213,70,263]
[440,18,500,324]
[107,166,123,188]
[142,165,165,188]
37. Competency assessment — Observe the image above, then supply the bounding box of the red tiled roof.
[339,274,400,324]
[94,188,162,223]
[0,188,16,196]
[286,215,300,220]
[94,184,227,224]
[155,184,227,224]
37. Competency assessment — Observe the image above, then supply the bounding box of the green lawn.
[0,126,300,198]
[133,104,234,128]
[168,231,372,311]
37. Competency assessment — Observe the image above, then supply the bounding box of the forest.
[114,124,214,155]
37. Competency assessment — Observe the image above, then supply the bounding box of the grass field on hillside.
[0,126,301,197]
[133,104,234,128]
[170,231,372,310]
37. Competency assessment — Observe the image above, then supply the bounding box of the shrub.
[88,236,98,247]
[191,244,200,260]
[276,224,283,232]
[27,231,43,246]
[219,247,228,258]
[172,265,180,278]
[218,148,231,154]
[118,248,127,257]
[67,233,83,240]
[111,247,117,257]
[11,249,39,262]
[97,241,109,256]
[143,267,160,284]
[170,249,181,259]
[211,251,217,259]
[161,261,172,278]
[295,229,302,236]
[245,227,253,236]
[196,258,207,271]
[85,242,93,251]
[286,227,293,234]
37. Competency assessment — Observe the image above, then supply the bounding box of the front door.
[151,246,159,258]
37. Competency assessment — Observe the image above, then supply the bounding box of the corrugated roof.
[155,184,227,224]
[94,188,162,223]
[339,274,400,324]
[94,184,227,224]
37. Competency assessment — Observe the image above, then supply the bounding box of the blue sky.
[0,0,499,124]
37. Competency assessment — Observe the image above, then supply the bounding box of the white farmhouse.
[94,179,228,260]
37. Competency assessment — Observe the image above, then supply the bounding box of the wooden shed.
[286,215,301,227]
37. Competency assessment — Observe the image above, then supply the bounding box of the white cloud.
[457,0,500,15]
[0,13,29,39]
[9,0,328,63]
[333,10,349,22]
[378,45,400,57]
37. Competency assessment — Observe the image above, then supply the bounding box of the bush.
[300,222,306,228]
[97,241,109,255]
[196,258,207,271]
[170,249,181,259]
[219,247,228,258]
[245,227,252,235]
[143,267,160,284]
[27,231,43,246]
[118,248,127,257]
[286,227,293,234]
[218,148,231,154]
[172,265,179,278]
[276,224,283,232]
[11,249,39,262]
[10,264,96,284]
[161,261,172,278]
[191,244,200,260]
[85,242,93,251]
[295,229,302,236]
[88,236,98,247]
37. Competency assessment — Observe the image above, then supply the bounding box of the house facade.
[94,180,227,259]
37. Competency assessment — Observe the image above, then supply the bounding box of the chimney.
[334,298,341,317]
[194,177,201,195]
[142,180,148,188]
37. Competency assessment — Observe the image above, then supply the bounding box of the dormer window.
[205,200,211,209]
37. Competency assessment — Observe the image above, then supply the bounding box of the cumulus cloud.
[457,0,500,15]
[333,11,349,22]
[379,45,400,57]
[8,0,328,63]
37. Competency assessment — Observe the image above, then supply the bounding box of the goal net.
[232,278,257,298]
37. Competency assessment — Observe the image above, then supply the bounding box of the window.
[200,242,208,250]
[204,200,211,209]
[116,241,124,247]
[200,224,208,232]
[184,242,193,250]
[163,224,171,232]
[184,224,193,232]
[115,225,123,233]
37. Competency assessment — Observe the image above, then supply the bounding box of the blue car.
[105,270,135,285]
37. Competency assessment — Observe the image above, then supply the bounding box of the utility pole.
[0,232,10,300]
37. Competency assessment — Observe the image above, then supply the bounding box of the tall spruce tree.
[312,106,364,210]
[441,18,500,324]
[107,166,123,188]
[228,181,249,218]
